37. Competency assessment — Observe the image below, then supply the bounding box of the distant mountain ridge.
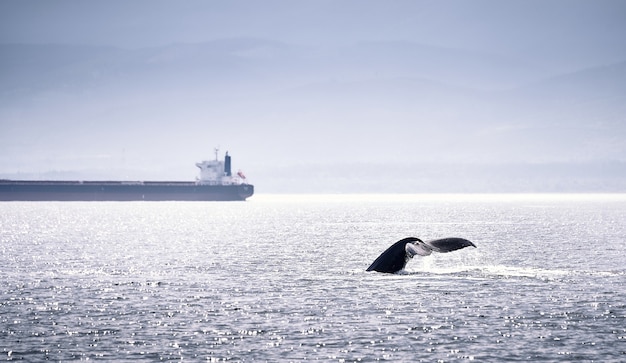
[3,39,619,95]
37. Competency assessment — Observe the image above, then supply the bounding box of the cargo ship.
[0,151,254,201]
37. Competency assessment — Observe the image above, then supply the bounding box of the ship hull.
[0,181,254,201]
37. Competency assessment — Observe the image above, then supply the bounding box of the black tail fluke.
[424,237,476,253]
[367,237,476,273]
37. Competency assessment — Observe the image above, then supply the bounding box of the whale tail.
[367,237,476,273]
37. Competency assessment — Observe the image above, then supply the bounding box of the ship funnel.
[224,152,232,176]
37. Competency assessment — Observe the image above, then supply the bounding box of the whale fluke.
[366,237,476,273]
[424,237,476,253]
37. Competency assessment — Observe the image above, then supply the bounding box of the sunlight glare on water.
[1,194,625,361]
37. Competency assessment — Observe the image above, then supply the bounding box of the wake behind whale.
[367,237,476,273]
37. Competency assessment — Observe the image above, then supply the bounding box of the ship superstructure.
[195,149,248,186]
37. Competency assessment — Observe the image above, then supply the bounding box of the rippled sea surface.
[1,194,625,362]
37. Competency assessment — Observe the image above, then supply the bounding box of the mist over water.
[1,194,625,361]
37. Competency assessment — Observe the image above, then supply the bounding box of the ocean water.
[1,194,625,362]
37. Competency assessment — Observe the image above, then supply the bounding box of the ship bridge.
[195,149,247,186]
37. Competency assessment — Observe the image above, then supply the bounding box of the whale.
[366,237,476,273]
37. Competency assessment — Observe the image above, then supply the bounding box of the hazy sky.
[2,0,626,58]
[1,0,625,192]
